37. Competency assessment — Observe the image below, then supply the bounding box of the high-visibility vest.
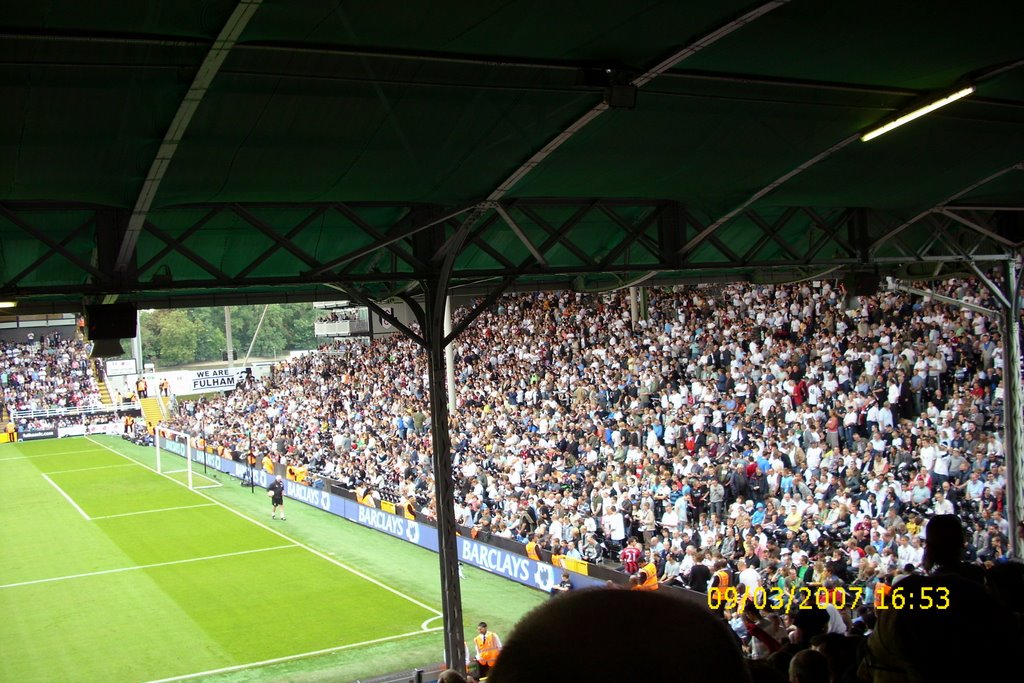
[6,421,15,442]
[710,570,730,601]
[874,582,891,608]
[525,541,540,561]
[638,561,660,590]
[475,632,500,667]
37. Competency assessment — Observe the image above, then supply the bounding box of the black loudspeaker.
[605,84,637,109]
[85,303,137,340]
[845,272,881,296]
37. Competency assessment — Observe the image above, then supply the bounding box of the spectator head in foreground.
[859,573,1018,683]
[788,649,830,683]
[487,587,751,683]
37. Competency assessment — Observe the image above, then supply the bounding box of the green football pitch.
[0,436,547,682]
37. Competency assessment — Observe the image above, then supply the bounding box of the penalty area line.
[47,463,137,475]
[0,544,296,590]
[141,627,444,683]
[85,436,443,620]
[0,448,110,461]
[40,472,90,520]
[91,503,217,520]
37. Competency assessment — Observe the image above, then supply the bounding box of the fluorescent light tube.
[861,86,975,142]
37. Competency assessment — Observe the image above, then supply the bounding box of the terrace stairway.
[139,396,169,430]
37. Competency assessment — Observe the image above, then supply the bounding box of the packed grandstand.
[4,276,1021,666]
[168,276,1017,571]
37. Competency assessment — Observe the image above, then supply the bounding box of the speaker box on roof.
[85,303,136,340]
[845,272,881,296]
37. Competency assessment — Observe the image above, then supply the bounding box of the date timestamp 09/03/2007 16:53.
[707,585,951,613]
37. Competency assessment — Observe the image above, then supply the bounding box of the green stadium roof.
[1,0,1022,311]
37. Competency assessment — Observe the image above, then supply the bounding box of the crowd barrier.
[156,433,608,593]
[16,422,123,440]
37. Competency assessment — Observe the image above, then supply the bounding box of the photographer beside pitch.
[268,474,286,520]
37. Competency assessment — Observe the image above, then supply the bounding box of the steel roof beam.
[231,205,322,270]
[144,222,233,283]
[136,208,223,277]
[742,208,802,262]
[493,204,548,267]
[2,215,96,289]
[939,208,1019,247]
[234,207,329,280]
[870,161,1024,255]
[114,0,264,273]
[516,204,598,267]
[804,208,859,258]
[332,204,428,273]
[308,203,476,276]
[596,205,664,268]
[678,132,860,259]
[459,215,518,270]
[0,204,106,282]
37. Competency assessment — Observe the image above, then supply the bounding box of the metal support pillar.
[629,286,639,329]
[224,306,235,369]
[444,296,457,413]
[132,309,144,374]
[422,278,466,673]
[1000,259,1022,557]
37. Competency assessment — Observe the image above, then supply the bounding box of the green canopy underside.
[0,1,1021,309]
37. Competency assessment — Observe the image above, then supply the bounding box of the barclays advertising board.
[154,436,603,593]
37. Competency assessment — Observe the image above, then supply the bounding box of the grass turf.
[0,436,548,682]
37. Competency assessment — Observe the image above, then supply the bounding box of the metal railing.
[11,402,138,420]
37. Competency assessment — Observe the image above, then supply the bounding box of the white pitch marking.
[140,627,444,683]
[84,436,442,617]
[0,448,109,462]
[0,544,296,590]
[40,472,90,520]
[90,503,217,520]
[421,614,444,630]
[47,463,137,475]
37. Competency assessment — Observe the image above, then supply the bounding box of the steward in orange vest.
[709,561,731,605]
[525,532,541,561]
[635,554,660,591]
[473,622,502,678]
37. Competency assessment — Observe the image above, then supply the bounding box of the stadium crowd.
[168,275,1022,676]
[1,332,103,414]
